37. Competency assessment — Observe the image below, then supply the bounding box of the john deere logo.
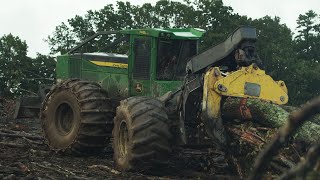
[135,83,143,93]
[139,31,147,35]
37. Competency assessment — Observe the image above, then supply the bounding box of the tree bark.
[281,105,320,125]
[220,97,320,178]
[248,97,320,180]
[221,97,320,145]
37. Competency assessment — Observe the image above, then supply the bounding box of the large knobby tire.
[41,79,114,154]
[113,96,172,171]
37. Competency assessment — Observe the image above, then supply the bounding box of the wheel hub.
[119,120,129,158]
[55,102,75,135]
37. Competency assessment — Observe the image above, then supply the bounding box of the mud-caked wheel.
[113,97,172,171]
[41,79,114,154]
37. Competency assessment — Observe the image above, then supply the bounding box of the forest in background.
[0,0,319,105]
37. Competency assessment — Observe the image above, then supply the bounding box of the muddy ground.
[4,97,317,179]
[0,116,236,180]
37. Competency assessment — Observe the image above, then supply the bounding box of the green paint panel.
[152,81,183,97]
[55,27,205,100]
[120,28,205,40]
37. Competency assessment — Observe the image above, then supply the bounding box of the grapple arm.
[186,26,260,74]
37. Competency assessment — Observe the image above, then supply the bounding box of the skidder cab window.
[157,40,197,80]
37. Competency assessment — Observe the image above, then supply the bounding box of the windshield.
[157,39,197,80]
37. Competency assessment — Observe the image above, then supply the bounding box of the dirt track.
[0,117,233,179]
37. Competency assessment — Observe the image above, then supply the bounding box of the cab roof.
[120,28,206,40]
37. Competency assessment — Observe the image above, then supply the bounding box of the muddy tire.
[41,79,114,154]
[113,96,172,171]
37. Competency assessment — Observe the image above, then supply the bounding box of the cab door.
[129,36,152,96]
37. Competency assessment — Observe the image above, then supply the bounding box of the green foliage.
[47,23,77,55]
[0,34,30,97]
[22,54,56,94]
[290,10,320,104]
[250,16,294,76]
[295,10,320,63]
[0,34,55,98]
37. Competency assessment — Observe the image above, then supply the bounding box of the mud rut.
[0,117,234,179]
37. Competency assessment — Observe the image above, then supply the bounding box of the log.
[221,97,320,145]
[248,97,320,180]
[222,97,289,127]
[0,132,44,141]
[281,105,320,125]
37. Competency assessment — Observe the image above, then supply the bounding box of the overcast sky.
[0,0,319,57]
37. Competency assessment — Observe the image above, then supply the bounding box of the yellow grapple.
[202,64,288,120]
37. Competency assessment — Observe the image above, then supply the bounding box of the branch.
[88,165,121,175]
[22,137,44,145]
[227,127,265,146]
[0,132,44,141]
[0,142,26,148]
[279,143,320,180]
[31,162,75,177]
[248,97,320,180]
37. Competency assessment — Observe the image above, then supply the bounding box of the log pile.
[222,97,320,145]
[249,97,320,179]
[220,97,320,178]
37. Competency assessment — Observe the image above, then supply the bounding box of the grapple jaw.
[201,64,288,144]
[213,64,288,105]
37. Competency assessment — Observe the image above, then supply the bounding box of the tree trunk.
[221,97,320,145]
[281,105,320,125]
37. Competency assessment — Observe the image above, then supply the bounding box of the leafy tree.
[250,16,294,77]
[295,10,320,63]
[21,54,56,94]
[47,23,77,55]
[284,60,320,105]
[46,0,240,54]
[290,10,320,104]
[0,34,30,97]
[0,34,56,98]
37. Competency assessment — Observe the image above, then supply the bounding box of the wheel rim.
[119,120,129,158]
[55,102,75,135]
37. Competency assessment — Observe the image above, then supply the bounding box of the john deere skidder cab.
[17,27,288,171]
